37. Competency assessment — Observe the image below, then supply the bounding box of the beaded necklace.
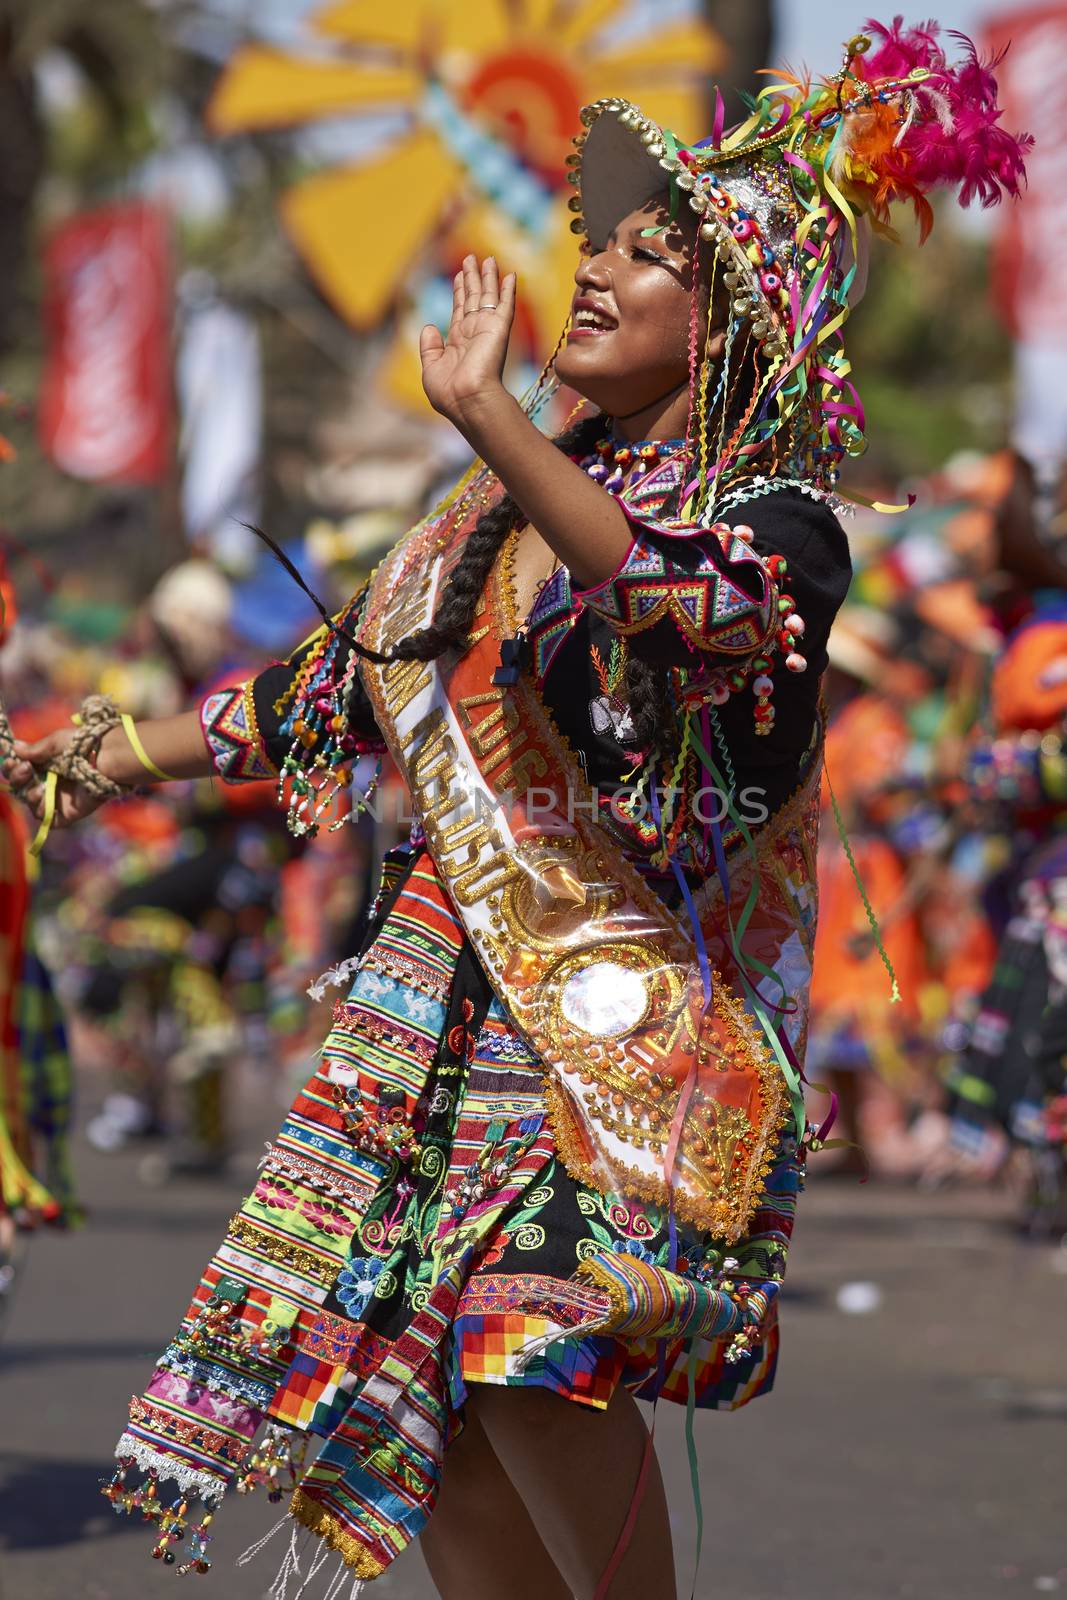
[579,435,687,494]
[493,436,686,688]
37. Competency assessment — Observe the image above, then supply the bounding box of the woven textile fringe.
[510,1275,617,1371]
[511,1308,612,1373]
[267,1524,309,1599]
[293,1538,332,1595]
[321,1559,350,1600]
[237,1513,364,1597]
[267,1542,366,1600]
[236,1509,291,1567]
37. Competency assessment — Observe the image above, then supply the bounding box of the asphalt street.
[2,1120,1065,1600]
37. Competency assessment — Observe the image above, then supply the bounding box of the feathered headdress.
[773,18,1031,240]
[568,17,1032,510]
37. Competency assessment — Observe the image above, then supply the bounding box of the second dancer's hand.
[419,255,516,431]
[5,728,115,827]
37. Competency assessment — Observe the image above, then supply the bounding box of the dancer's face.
[554,198,722,420]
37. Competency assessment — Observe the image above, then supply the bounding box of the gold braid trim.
[289,1490,387,1579]
[226,1215,338,1286]
[541,1076,785,1242]
[240,680,278,776]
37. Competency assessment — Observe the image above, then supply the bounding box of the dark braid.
[383,412,605,661]
[279,406,672,759]
[387,406,676,760]
[623,654,674,761]
[284,414,606,671]
[371,408,678,763]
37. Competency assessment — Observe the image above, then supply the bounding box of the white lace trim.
[114,1434,226,1502]
[257,1143,363,1201]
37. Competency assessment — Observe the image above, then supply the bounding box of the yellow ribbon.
[120,712,177,783]
[28,770,58,859]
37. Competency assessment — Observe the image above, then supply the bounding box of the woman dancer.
[6,22,1027,1599]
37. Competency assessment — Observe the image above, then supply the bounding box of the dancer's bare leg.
[421,1405,572,1600]
[470,1382,677,1600]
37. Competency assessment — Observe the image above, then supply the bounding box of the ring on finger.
[478,301,498,311]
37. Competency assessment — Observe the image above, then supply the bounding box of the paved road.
[1,1124,1065,1600]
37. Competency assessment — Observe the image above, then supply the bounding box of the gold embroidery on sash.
[358,502,816,1239]
[491,746,549,793]
[458,692,515,759]
[382,657,432,718]
[406,708,456,793]
[404,704,525,906]
[450,831,521,905]
[455,690,548,793]
[381,570,435,651]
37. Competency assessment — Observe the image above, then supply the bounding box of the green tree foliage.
[843,206,1013,484]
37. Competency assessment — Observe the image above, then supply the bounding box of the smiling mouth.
[569,306,618,336]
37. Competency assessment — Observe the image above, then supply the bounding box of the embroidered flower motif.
[334,1256,385,1319]
[299,1198,353,1237]
[257,1177,299,1211]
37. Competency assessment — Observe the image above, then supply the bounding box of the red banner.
[985,5,1067,345]
[38,202,172,484]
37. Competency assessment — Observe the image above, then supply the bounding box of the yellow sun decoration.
[208,0,721,411]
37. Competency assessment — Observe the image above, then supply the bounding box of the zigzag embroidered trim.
[200,686,276,782]
[109,1434,226,1501]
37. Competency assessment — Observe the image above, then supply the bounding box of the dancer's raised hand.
[419,254,516,427]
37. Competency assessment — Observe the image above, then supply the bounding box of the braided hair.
[295,413,601,668]
[295,407,680,757]
[376,409,675,756]
[385,412,604,662]
[278,408,718,760]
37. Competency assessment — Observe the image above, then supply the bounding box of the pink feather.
[853,15,1031,210]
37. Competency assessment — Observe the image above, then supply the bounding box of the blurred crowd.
[0,545,396,1307]
[5,438,1067,1312]
[810,447,1067,1224]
